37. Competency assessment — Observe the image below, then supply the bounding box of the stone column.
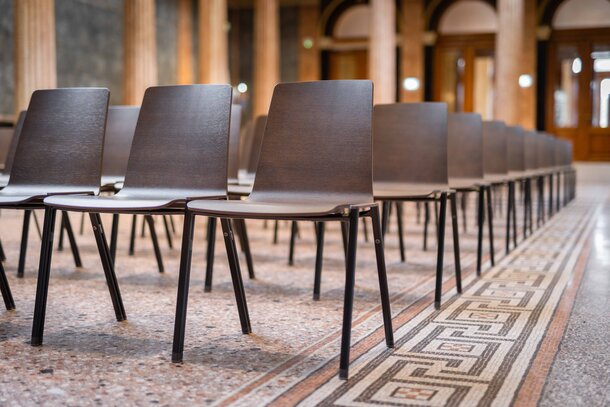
[298,5,320,82]
[123,0,158,105]
[519,0,537,129]
[400,0,424,103]
[494,0,525,125]
[199,0,229,84]
[369,0,396,104]
[13,0,57,115]
[253,0,280,117]
[177,0,195,84]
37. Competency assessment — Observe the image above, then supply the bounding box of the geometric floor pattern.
[0,187,602,406]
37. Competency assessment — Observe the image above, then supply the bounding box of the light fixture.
[302,37,314,49]
[518,74,533,88]
[237,82,248,93]
[572,58,582,74]
[402,77,420,92]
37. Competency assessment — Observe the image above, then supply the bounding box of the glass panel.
[554,45,580,128]
[591,44,610,128]
[473,53,495,120]
[440,50,465,112]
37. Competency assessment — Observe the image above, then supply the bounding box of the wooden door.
[328,50,368,80]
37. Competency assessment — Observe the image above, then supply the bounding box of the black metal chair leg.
[110,213,119,264]
[204,217,217,292]
[31,207,57,346]
[528,179,534,234]
[57,212,65,251]
[62,211,83,268]
[423,202,430,251]
[163,215,173,249]
[549,174,554,218]
[172,210,196,363]
[288,221,297,265]
[273,220,279,244]
[486,186,495,267]
[416,202,421,224]
[476,187,484,276]
[512,182,518,248]
[362,217,369,243]
[461,191,468,233]
[339,208,359,380]
[370,205,394,348]
[506,181,513,254]
[556,172,561,213]
[449,193,462,294]
[313,222,325,300]
[17,210,32,278]
[236,219,255,279]
[79,212,85,235]
[395,202,406,262]
[220,218,251,335]
[381,201,390,237]
[341,221,349,261]
[145,215,165,273]
[0,238,5,262]
[434,193,448,309]
[523,179,529,239]
[33,211,42,239]
[89,213,126,322]
[141,215,146,237]
[129,215,137,256]
[0,260,15,310]
[169,215,176,233]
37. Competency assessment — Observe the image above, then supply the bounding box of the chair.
[372,102,461,309]
[506,126,526,252]
[172,80,394,379]
[447,113,493,276]
[0,88,110,312]
[31,84,235,347]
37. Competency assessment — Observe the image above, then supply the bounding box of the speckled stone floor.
[0,174,608,406]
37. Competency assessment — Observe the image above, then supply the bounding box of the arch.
[438,0,497,35]
[553,0,610,29]
[427,0,496,32]
[334,4,370,39]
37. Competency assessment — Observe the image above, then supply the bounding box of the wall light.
[302,37,314,49]
[402,77,420,92]
[237,82,248,93]
[572,58,582,74]
[518,74,533,88]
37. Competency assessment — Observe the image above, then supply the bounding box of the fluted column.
[519,0,537,129]
[494,0,524,125]
[400,0,424,102]
[253,0,280,117]
[177,0,195,84]
[13,0,57,116]
[123,0,158,105]
[199,0,229,84]
[369,0,396,104]
[298,4,320,82]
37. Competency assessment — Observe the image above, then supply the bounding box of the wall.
[0,0,14,119]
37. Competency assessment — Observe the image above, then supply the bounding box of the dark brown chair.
[372,102,461,309]
[0,88,110,312]
[172,80,394,379]
[447,112,493,276]
[31,84,236,347]
[227,104,243,184]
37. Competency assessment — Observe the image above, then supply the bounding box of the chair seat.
[449,177,488,190]
[374,182,452,199]
[0,174,9,188]
[187,198,364,218]
[0,185,99,206]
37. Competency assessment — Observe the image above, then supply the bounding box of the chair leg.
[341,221,349,261]
[17,210,32,278]
[236,219,255,279]
[486,186,495,267]
[381,201,390,237]
[549,174,554,218]
[172,210,196,363]
[33,211,42,238]
[163,216,173,249]
[89,213,126,322]
[512,182,518,248]
[145,215,165,273]
[362,217,369,242]
[220,218,251,335]
[416,202,421,224]
[141,215,146,237]
[0,260,15,310]
[204,217,217,292]
[506,181,513,254]
[288,221,297,265]
[370,206,394,348]
[449,193,462,294]
[0,238,5,262]
[129,215,137,256]
[434,193,448,309]
[313,222,325,300]
[273,220,279,244]
[339,208,359,380]
[79,212,85,235]
[528,179,534,234]
[476,188,484,276]
[57,213,65,251]
[423,202,430,251]
[169,215,176,233]
[62,211,83,268]
[31,207,57,346]
[110,214,119,264]
[395,202,406,263]
[523,179,529,239]
[461,192,468,233]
